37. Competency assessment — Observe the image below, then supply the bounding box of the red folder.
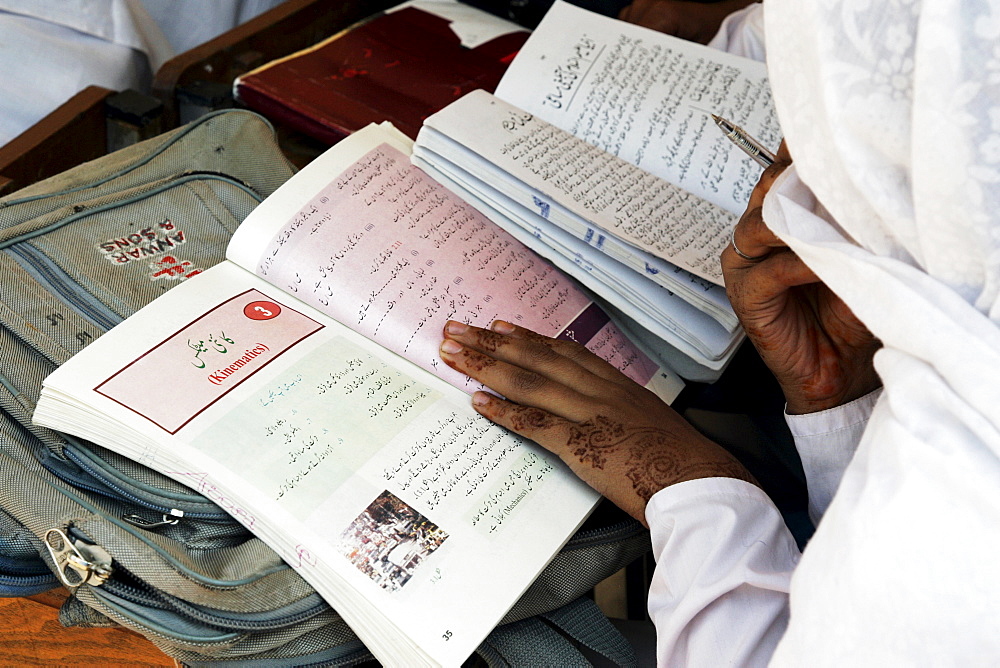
[234,7,529,144]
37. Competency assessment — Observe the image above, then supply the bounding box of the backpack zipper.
[61,436,233,522]
[2,172,263,332]
[0,547,60,596]
[0,571,58,596]
[101,571,332,631]
[43,527,113,588]
[120,510,185,530]
[6,243,121,331]
[50,482,289,589]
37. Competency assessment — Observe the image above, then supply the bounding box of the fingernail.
[472,391,491,406]
[440,339,462,354]
[445,320,468,335]
[491,320,515,334]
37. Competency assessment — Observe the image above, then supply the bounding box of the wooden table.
[0,590,175,666]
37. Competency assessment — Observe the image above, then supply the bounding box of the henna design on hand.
[475,329,510,354]
[566,416,754,503]
[459,347,499,373]
[508,406,561,432]
[440,344,499,374]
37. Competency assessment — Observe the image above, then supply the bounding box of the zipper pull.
[44,528,113,588]
[121,508,184,529]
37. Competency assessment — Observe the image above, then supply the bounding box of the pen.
[711,114,776,168]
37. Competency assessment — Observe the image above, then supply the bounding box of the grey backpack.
[0,109,649,666]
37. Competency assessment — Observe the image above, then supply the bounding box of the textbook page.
[494,0,780,216]
[419,90,733,285]
[226,123,682,400]
[34,261,600,667]
[411,140,741,368]
[412,119,737,328]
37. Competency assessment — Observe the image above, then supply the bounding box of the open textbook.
[33,122,682,667]
[412,0,781,375]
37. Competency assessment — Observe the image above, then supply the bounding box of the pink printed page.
[96,289,324,433]
[235,128,659,392]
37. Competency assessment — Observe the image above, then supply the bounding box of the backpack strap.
[478,595,639,667]
[478,613,591,667]
[543,596,639,667]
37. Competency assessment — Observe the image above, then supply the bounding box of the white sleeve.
[707,3,766,62]
[645,477,799,667]
[784,389,881,525]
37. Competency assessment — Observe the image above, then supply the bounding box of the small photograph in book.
[338,490,449,592]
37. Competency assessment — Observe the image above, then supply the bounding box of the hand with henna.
[439,320,755,526]
[721,143,882,414]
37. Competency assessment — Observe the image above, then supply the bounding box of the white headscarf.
[760,0,1000,661]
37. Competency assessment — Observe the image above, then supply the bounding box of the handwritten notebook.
[412,0,781,376]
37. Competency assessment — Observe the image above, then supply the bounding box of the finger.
[470,391,577,453]
[439,337,601,423]
[470,391,643,508]
[747,153,791,209]
[724,247,822,314]
[775,139,791,163]
[487,320,634,386]
[721,205,786,270]
[723,156,794,268]
[444,320,629,388]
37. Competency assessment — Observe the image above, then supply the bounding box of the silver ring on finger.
[731,227,768,262]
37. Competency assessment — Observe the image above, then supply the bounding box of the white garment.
[706,2,765,62]
[647,0,1000,664]
[764,0,1000,660]
[784,389,880,525]
[645,394,869,665]
[1,0,172,67]
[645,478,796,667]
[137,0,285,54]
[0,0,284,146]
[0,1,169,145]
